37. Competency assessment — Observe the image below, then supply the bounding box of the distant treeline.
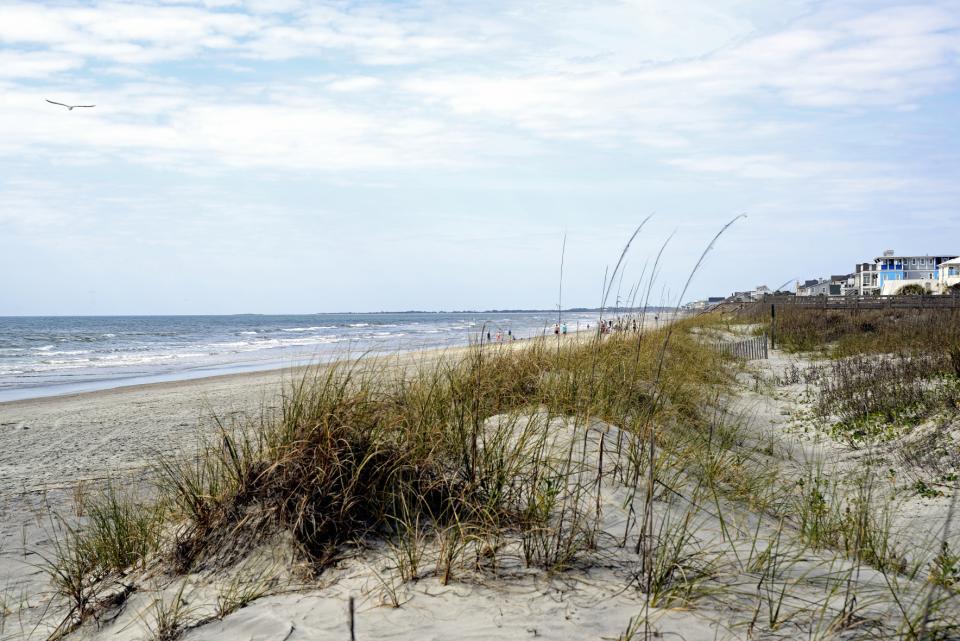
[369,307,680,314]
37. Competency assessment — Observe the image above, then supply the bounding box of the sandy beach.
[2,321,958,641]
[0,343,475,638]
[1,334,595,636]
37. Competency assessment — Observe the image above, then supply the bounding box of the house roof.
[942,257,960,266]
[873,254,957,262]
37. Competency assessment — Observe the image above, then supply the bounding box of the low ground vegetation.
[37,312,960,641]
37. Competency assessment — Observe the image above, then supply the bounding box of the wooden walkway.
[744,295,960,311]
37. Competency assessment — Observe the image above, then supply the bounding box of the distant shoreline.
[0,307,677,318]
[0,311,650,404]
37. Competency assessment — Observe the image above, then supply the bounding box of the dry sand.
[2,327,958,641]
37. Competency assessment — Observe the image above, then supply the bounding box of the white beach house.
[939,257,960,294]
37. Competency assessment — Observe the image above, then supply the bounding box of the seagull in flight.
[46,99,96,111]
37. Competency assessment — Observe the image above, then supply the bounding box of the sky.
[1,0,959,314]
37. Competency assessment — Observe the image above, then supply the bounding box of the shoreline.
[0,327,642,640]
[0,341,477,411]
[0,314,666,407]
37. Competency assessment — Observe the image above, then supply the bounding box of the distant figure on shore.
[554,323,560,336]
[561,323,567,335]
[487,331,491,342]
[508,329,513,340]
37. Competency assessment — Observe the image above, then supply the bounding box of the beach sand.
[0,343,481,638]
[2,324,957,640]
[0,336,585,637]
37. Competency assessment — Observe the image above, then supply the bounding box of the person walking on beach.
[561,322,567,335]
[487,331,491,342]
[554,323,560,336]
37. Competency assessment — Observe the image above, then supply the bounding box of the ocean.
[0,312,601,402]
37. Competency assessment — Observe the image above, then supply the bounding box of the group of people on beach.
[485,313,662,345]
[486,329,515,343]
[598,314,658,335]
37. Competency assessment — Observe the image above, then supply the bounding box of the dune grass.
[39,308,960,640]
[741,305,960,359]
[40,320,734,633]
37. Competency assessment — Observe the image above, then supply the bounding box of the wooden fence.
[752,294,960,311]
[717,333,768,360]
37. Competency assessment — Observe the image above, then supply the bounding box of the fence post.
[770,304,776,351]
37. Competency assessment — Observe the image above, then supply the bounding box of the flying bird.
[46,99,95,111]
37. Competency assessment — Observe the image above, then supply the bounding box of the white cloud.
[0,51,82,77]
[0,0,957,184]
[326,76,383,93]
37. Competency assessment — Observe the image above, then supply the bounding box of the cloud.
[0,2,261,65]
[0,51,82,78]
[326,76,383,93]
[0,0,958,183]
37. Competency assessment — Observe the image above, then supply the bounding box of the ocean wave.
[41,350,91,356]
[2,313,595,394]
[42,358,92,365]
[209,336,343,352]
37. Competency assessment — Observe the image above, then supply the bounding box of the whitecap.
[281,326,335,332]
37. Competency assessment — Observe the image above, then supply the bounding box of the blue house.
[874,250,957,290]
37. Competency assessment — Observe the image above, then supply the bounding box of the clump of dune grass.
[142,581,192,641]
[38,483,163,639]
[152,316,728,573]
[40,316,732,633]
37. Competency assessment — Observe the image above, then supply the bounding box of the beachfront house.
[797,279,825,296]
[939,257,960,294]
[831,274,855,296]
[797,277,845,296]
[752,285,771,300]
[854,262,880,295]
[872,250,958,295]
